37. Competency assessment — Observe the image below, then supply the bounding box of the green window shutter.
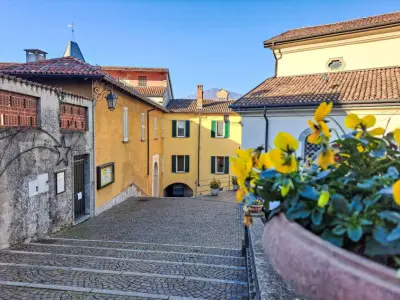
[172,155,176,173]
[185,155,190,172]
[172,120,177,137]
[211,156,215,174]
[185,120,190,137]
[224,156,230,174]
[211,120,216,138]
[224,121,230,138]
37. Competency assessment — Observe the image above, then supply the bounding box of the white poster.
[56,172,65,194]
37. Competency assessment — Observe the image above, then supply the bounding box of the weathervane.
[68,23,75,41]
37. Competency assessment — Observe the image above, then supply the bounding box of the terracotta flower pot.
[249,204,263,213]
[262,213,400,300]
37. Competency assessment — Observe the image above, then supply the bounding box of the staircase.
[0,237,249,299]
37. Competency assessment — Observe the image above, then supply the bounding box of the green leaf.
[388,166,399,178]
[378,211,400,224]
[286,203,311,220]
[260,169,277,179]
[332,225,346,235]
[322,229,344,247]
[347,226,363,242]
[299,185,319,201]
[378,187,393,195]
[388,225,400,242]
[363,194,382,209]
[350,196,363,213]
[314,170,331,181]
[331,194,349,214]
[369,149,387,158]
[365,238,400,256]
[311,208,323,225]
[373,225,390,245]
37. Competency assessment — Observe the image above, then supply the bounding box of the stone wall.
[0,76,94,249]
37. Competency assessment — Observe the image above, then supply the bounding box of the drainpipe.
[271,42,278,78]
[263,106,269,152]
[197,112,201,186]
[147,108,156,176]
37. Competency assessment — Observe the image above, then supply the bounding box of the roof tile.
[233,67,400,108]
[167,99,236,113]
[102,66,169,72]
[133,86,167,97]
[265,11,400,46]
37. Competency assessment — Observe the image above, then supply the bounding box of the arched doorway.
[163,183,193,197]
[152,162,159,197]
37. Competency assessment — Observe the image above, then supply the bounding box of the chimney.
[197,84,203,108]
[24,49,48,63]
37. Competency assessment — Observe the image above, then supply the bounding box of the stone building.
[0,74,94,248]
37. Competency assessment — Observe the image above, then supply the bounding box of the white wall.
[241,106,400,157]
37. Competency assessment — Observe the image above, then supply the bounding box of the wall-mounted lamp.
[224,114,229,123]
[106,91,118,111]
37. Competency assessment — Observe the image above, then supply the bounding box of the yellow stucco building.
[163,85,242,196]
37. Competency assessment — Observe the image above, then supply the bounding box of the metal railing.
[193,175,235,197]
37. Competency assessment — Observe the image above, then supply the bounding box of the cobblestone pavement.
[0,197,248,299]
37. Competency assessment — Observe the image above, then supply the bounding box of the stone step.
[10,243,245,267]
[0,283,158,300]
[39,237,243,257]
[0,250,247,282]
[0,264,249,300]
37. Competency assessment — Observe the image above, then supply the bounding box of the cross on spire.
[68,23,75,41]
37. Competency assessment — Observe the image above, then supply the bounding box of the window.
[327,58,345,71]
[154,117,158,140]
[138,76,147,87]
[123,107,128,142]
[172,155,189,173]
[161,118,164,138]
[177,120,186,137]
[211,120,230,138]
[216,121,224,137]
[304,136,322,160]
[0,91,37,128]
[141,113,145,141]
[211,156,229,174]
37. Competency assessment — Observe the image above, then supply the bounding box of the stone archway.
[152,161,159,197]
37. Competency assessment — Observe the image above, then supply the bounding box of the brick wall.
[0,90,37,128]
[60,103,87,131]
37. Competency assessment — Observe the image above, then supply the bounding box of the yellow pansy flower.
[344,114,384,136]
[257,152,273,170]
[274,132,298,153]
[307,102,332,144]
[236,188,246,203]
[394,180,400,206]
[394,129,400,145]
[318,191,330,208]
[270,149,298,174]
[318,148,335,170]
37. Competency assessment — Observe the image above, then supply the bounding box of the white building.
[232,11,400,158]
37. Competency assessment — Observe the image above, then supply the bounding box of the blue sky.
[1,0,399,97]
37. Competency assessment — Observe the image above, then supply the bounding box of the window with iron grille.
[60,103,87,131]
[0,90,37,128]
[138,76,147,87]
[304,136,322,160]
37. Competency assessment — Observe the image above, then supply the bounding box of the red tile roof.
[0,57,104,77]
[102,66,169,72]
[0,62,20,69]
[167,99,236,113]
[133,86,167,97]
[0,57,168,112]
[232,67,400,108]
[264,11,400,47]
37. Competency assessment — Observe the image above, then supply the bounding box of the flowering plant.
[232,102,400,268]
[209,178,221,189]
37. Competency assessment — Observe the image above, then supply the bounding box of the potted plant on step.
[209,178,221,196]
[231,102,400,300]
[232,176,239,191]
[249,199,263,213]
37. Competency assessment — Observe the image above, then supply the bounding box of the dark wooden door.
[73,154,87,218]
